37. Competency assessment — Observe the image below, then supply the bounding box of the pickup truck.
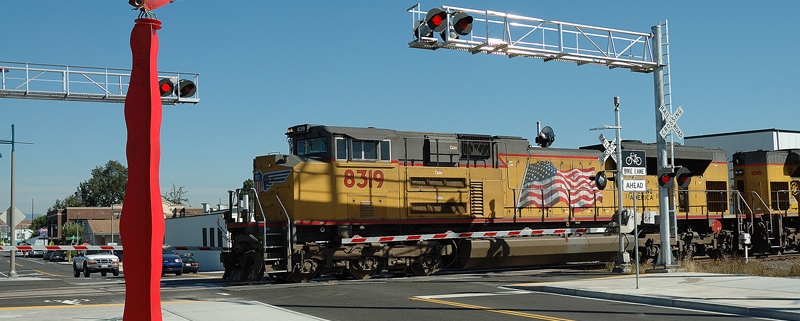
[73,250,120,277]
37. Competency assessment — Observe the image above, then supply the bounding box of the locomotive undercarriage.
[636,216,800,263]
[221,214,800,283]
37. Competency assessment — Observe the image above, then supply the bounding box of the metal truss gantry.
[408,4,658,73]
[408,4,677,267]
[0,61,199,105]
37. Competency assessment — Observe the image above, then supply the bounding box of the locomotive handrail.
[275,193,293,272]
[250,187,268,254]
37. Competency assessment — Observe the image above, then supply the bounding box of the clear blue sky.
[1,1,798,218]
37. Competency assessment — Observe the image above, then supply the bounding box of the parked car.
[161,249,183,276]
[48,250,67,262]
[28,249,44,258]
[179,254,199,274]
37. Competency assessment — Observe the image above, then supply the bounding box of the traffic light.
[158,78,175,97]
[175,79,197,98]
[425,8,448,33]
[414,8,447,39]
[675,167,692,189]
[657,168,675,189]
[414,9,473,40]
[451,12,473,36]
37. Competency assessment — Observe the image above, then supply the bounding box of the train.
[219,124,800,282]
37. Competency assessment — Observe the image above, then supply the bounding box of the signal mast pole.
[407,4,677,269]
[652,24,676,266]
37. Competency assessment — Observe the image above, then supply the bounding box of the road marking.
[35,269,68,277]
[410,297,575,321]
[415,290,533,299]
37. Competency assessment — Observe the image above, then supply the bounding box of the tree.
[162,183,189,205]
[50,195,83,211]
[76,160,128,207]
[60,221,83,245]
[49,160,128,211]
[29,215,48,235]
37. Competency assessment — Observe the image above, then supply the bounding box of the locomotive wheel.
[348,257,382,280]
[410,254,441,276]
[286,258,319,283]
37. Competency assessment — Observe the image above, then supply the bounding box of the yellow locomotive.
[219,124,799,282]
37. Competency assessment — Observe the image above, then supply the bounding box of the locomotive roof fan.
[535,126,555,148]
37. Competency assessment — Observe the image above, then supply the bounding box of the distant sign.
[0,207,24,228]
[38,227,48,238]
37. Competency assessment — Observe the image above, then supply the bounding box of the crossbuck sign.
[659,105,684,139]
[598,133,617,164]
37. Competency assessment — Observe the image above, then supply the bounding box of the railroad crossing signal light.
[414,9,473,40]
[451,12,473,36]
[414,8,447,39]
[158,78,175,97]
[425,8,448,33]
[592,171,614,190]
[657,168,675,189]
[675,167,692,189]
[176,79,197,98]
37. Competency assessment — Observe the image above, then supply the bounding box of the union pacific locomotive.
[219,124,800,282]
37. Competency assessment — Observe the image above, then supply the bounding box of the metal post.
[634,191,640,288]
[110,204,114,244]
[614,97,628,271]
[8,124,17,278]
[653,24,675,267]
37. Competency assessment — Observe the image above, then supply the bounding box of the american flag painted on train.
[254,169,292,192]
[516,161,602,208]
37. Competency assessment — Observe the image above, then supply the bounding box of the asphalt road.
[0,253,756,320]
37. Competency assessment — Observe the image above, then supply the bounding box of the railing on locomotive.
[511,188,798,221]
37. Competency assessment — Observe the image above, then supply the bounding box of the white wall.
[164,214,230,272]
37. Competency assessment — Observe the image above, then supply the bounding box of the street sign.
[0,207,24,228]
[598,133,617,164]
[621,150,646,176]
[622,179,647,192]
[659,105,684,139]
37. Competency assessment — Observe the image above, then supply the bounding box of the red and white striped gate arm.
[0,245,122,251]
[0,245,231,252]
[341,227,609,244]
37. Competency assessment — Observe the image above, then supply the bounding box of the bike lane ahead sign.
[621,150,646,176]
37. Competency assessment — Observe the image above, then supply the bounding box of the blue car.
[161,249,183,276]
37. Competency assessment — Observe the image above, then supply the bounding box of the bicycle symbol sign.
[621,150,646,176]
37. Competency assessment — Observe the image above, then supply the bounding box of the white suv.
[73,250,120,277]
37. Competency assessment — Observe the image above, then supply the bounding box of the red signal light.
[425,8,448,33]
[657,168,675,189]
[675,167,692,189]
[158,78,174,97]
[452,12,473,36]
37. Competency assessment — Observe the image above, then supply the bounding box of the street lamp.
[590,97,629,272]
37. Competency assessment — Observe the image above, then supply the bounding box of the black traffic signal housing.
[451,12,473,36]
[657,168,675,189]
[158,78,175,97]
[176,79,197,98]
[414,9,473,40]
[591,171,616,190]
[414,8,448,39]
[425,8,448,33]
[675,167,692,189]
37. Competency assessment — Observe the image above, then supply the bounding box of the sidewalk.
[0,299,330,320]
[511,271,800,320]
